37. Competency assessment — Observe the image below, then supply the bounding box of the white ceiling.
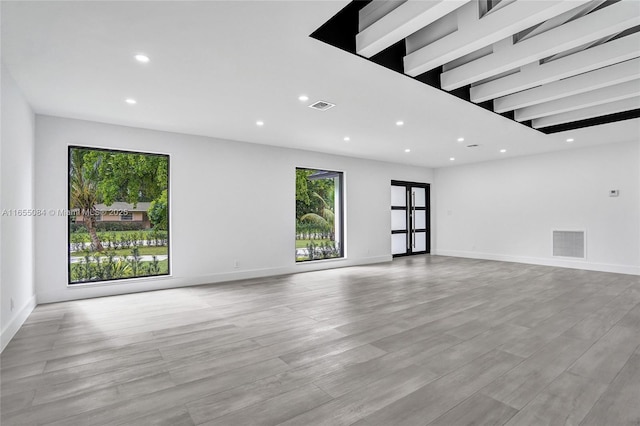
[2,0,639,168]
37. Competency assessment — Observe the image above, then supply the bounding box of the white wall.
[34,115,433,303]
[1,66,37,351]
[434,140,640,275]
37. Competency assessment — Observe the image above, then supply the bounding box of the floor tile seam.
[427,390,520,426]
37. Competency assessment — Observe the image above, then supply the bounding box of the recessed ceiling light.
[566,138,574,143]
[500,149,507,153]
[404,148,411,153]
[256,120,264,126]
[134,54,150,63]
[457,137,464,142]
[396,121,404,126]
[449,157,455,161]
[298,95,309,102]
[344,136,350,142]
[125,98,137,104]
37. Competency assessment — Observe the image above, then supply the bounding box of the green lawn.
[295,239,332,248]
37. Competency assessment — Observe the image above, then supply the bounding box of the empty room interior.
[2,1,640,425]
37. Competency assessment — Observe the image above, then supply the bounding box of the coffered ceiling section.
[312,0,640,133]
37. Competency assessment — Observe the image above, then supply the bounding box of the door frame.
[391,180,430,257]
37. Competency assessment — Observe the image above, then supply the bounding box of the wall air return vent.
[308,100,335,111]
[552,230,586,259]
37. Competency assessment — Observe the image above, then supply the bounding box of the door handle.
[412,191,416,249]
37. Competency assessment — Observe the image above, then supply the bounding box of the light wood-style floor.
[2,255,640,425]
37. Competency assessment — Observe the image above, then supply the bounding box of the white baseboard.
[34,250,639,305]
[1,294,37,353]
[37,255,392,304]
[432,249,640,276]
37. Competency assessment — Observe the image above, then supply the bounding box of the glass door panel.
[391,210,407,231]
[414,210,426,229]
[412,187,426,207]
[391,186,406,206]
[414,232,427,252]
[392,233,408,255]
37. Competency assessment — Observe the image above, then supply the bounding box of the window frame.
[67,145,170,285]
[295,167,345,262]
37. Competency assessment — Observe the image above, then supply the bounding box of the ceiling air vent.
[308,100,336,111]
[466,144,480,148]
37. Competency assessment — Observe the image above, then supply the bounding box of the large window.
[68,146,169,284]
[295,168,344,262]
